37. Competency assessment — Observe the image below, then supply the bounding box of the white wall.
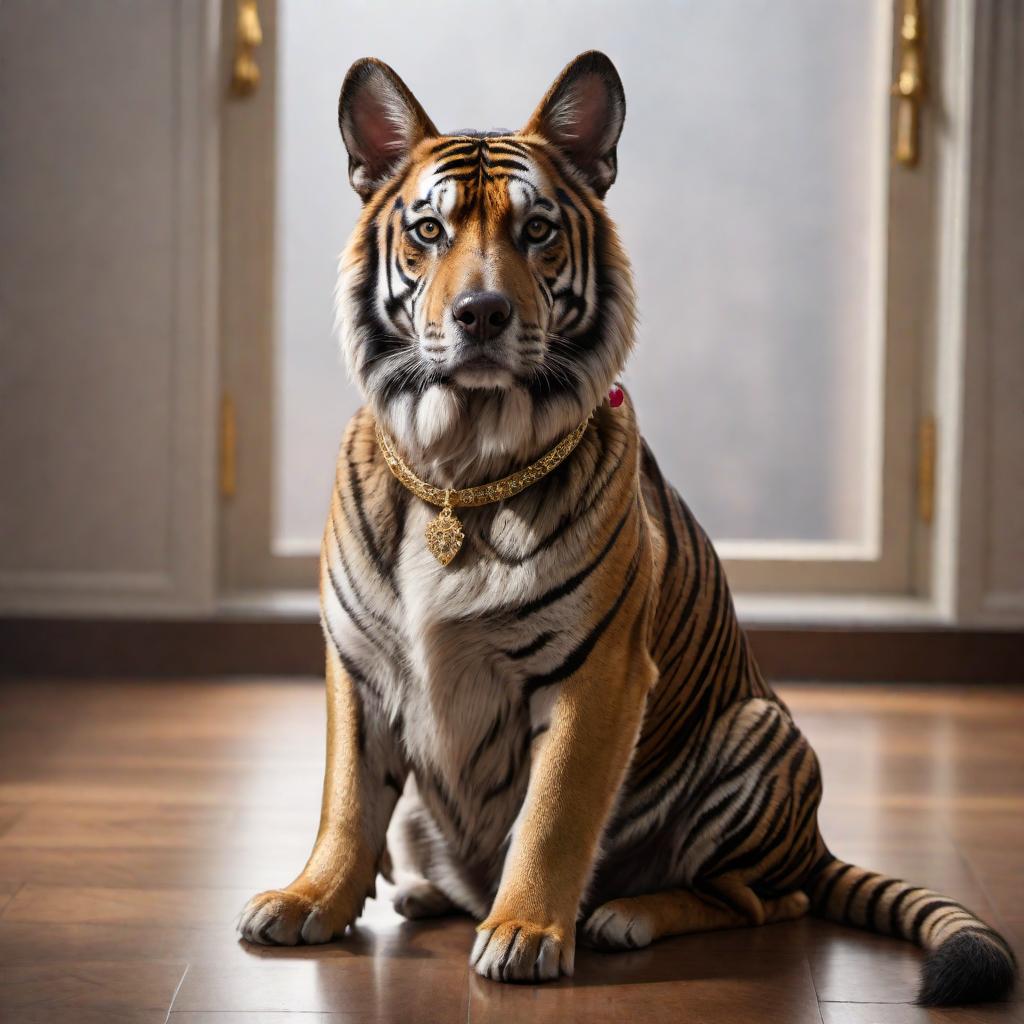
[0,0,220,615]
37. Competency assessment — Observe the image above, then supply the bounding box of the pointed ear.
[338,58,438,201]
[523,51,625,197]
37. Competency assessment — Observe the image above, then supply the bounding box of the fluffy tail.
[807,852,1016,1006]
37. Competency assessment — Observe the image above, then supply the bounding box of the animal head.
[335,51,637,478]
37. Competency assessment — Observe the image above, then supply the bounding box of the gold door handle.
[892,0,925,166]
[231,0,263,96]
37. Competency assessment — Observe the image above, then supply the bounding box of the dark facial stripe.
[481,155,529,172]
[435,156,480,175]
[428,137,482,156]
[354,175,410,376]
[384,204,398,306]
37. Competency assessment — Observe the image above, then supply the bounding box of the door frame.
[217,0,957,601]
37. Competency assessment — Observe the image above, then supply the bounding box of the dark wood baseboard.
[746,626,1023,684]
[1,617,1022,683]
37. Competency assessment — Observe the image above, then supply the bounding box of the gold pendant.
[424,505,464,566]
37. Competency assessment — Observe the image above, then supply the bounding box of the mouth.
[456,352,505,372]
[450,353,515,389]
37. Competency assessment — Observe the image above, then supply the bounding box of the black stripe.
[817,862,855,914]
[720,790,795,879]
[340,432,399,597]
[434,156,479,174]
[467,709,506,772]
[485,138,530,154]
[482,755,520,805]
[429,138,481,157]
[515,498,633,618]
[651,490,703,656]
[328,507,406,661]
[718,710,785,784]
[478,453,612,568]
[325,561,387,659]
[806,851,837,884]
[507,631,555,660]
[481,155,528,172]
[841,871,879,924]
[911,899,962,943]
[523,538,642,697]
[862,877,901,931]
[627,556,730,792]
[888,886,923,937]
[418,770,470,850]
[786,756,823,843]
[697,777,778,877]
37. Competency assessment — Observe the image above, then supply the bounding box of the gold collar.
[375,418,590,566]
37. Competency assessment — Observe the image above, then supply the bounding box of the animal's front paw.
[237,888,354,945]
[471,918,574,982]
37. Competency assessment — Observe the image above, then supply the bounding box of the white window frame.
[216,0,970,610]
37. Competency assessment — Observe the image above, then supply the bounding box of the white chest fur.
[323,497,586,863]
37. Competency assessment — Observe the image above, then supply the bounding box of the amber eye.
[524,217,555,244]
[412,218,443,244]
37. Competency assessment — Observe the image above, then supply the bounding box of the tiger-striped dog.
[239,52,1016,1005]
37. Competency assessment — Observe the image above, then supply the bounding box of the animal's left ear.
[338,58,438,201]
[523,51,625,197]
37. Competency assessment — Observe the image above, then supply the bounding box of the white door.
[219,0,937,599]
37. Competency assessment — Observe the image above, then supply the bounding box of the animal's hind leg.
[386,778,480,920]
[763,890,810,923]
[582,875,809,951]
[392,878,457,920]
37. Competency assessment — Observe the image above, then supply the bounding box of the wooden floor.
[0,680,1021,1023]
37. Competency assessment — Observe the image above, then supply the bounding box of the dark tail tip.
[917,931,1017,1006]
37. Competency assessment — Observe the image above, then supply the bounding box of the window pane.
[273,0,889,550]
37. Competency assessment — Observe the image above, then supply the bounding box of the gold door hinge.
[230,0,263,96]
[917,415,936,524]
[892,0,926,166]
[220,393,237,499]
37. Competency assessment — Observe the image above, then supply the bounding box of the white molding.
[0,569,180,617]
[928,0,976,618]
[735,593,952,626]
[219,588,322,619]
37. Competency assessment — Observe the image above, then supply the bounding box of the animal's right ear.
[523,51,625,197]
[338,58,438,201]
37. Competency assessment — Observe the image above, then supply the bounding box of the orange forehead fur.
[384,133,569,329]
[399,132,557,224]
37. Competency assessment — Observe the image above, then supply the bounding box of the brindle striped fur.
[239,53,1015,1005]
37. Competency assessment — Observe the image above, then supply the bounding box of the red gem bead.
[608,385,624,408]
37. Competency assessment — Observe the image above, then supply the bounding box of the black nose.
[452,290,513,342]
